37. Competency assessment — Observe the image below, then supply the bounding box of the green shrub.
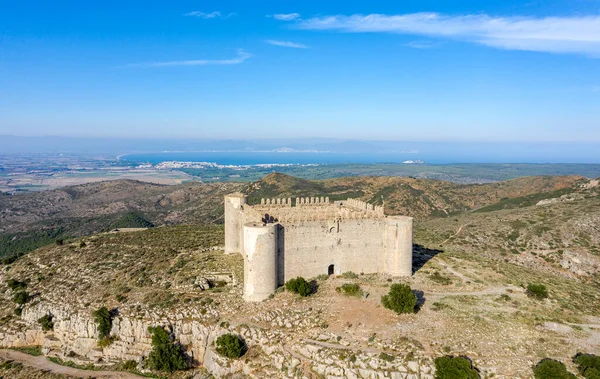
[533,358,576,379]
[122,360,138,371]
[98,336,116,348]
[574,353,600,379]
[381,284,417,314]
[55,239,64,246]
[14,307,22,317]
[341,271,359,279]
[527,283,549,299]
[434,356,479,379]
[12,290,30,305]
[146,326,188,372]
[429,271,452,285]
[6,279,27,292]
[379,352,395,362]
[285,277,312,297]
[38,314,54,331]
[337,283,363,297]
[93,307,112,340]
[215,333,246,359]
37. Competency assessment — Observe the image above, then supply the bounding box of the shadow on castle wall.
[412,244,444,274]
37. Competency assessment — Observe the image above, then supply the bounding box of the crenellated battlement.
[345,198,385,216]
[249,195,384,223]
[258,196,331,207]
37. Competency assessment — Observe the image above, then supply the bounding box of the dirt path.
[0,350,144,378]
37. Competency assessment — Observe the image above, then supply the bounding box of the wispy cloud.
[293,12,600,56]
[404,40,440,49]
[184,11,235,19]
[127,49,252,68]
[270,13,301,21]
[266,40,309,49]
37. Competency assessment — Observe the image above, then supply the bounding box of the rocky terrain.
[0,174,598,378]
[1,173,583,260]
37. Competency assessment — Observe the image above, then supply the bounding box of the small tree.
[527,283,549,299]
[38,314,54,331]
[285,277,312,297]
[215,333,246,359]
[381,284,417,314]
[146,326,188,372]
[93,307,112,340]
[573,353,600,379]
[533,358,576,379]
[434,356,479,379]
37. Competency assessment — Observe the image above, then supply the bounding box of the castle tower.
[243,222,278,302]
[224,193,248,255]
[384,216,413,276]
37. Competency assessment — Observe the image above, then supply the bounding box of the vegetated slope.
[416,180,600,279]
[1,191,599,377]
[0,173,589,259]
[0,180,244,258]
[247,172,586,218]
[0,225,242,317]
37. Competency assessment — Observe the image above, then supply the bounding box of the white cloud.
[404,40,439,49]
[295,12,600,56]
[128,49,252,68]
[184,11,222,19]
[270,13,301,21]
[266,40,309,49]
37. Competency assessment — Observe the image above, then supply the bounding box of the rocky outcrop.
[0,302,436,378]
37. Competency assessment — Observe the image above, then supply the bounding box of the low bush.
[6,279,27,292]
[341,271,359,279]
[215,333,246,359]
[93,307,112,340]
[98,336,116,348]
[38,314,54,331]
[146,326,188,372]
[285,277,312,297]
[533,358,576,378]
[527,283,549,299]
[381,283,417,314]
[337,283,363,297]
[573,353,600,379]
[379,352,395,362]
[434,356,479,379]
[12,291,30,305]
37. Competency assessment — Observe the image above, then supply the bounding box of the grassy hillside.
[0,173,590,260]
[246,172,585,218]
[0,180,244,260]
[0,179,598,378]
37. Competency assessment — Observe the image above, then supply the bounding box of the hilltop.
[0,175,598,377]
[0,174,589,260]
[247,172,585,218]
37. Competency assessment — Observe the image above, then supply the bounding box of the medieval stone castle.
[224,193,413,302]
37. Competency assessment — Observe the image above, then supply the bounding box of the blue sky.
[1,0,599,141]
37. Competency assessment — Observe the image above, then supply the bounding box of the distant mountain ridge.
[0,173,590,259]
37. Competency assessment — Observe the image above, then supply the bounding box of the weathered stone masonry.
[225,193,413,302]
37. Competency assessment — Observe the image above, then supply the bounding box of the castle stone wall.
[243,223,278,302]
[225,193,413,302]
[281,219,385,279]
[384,216,413,277]
[224,193,247,254]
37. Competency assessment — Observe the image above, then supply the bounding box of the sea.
[119,141,600,166]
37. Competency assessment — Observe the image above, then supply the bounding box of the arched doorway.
[328,264,335,276]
